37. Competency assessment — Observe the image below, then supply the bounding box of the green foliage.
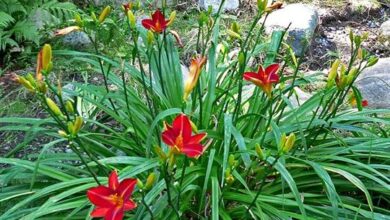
[1,3,390,220]
[0,0,77,52]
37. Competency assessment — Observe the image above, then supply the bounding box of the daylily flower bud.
[326,59,340,89]
[198,12,208,26]
[154,146,167,161]
[283,133,296,153]
[347,67,358,85]
[367,56,379,67]
[37,81,47,94]
[145,173,156,190]
[127,10,136,28]
[231,21,240,34]
[166,11,176,26]
[25,73,37,87]
[17,76,35,92]
[227,29,241,40]
[137,178,144,189]
[257,0,267,12]
[183,56,207,100]
[75,14,83,27]
[41,44,52,74]
[208,17,214,29]
[280,133,287,150]
[65,100,74,114]
[238,51,245,66]
[72,116,83,136]
[354,35,362,48]
[147,30,155,45]
[168,153,176,169]
[189,120,198,133]
[67,122,74,137]
[228,154,237,168]
[91,12,97,22]
[349,29,354,43]
[255,144,264,160]
[58,130,68,138]
[98,6,111,23]
[357,48,363,60]
[46,98,62,116]
[225,168,235,184]
[57,80,62,97]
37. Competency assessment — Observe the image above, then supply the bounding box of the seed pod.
[46,98,62,116]
[98,6,111,23]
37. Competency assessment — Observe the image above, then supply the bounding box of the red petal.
[109,171,119,191]
[268,73,279,83]
[87,186,115,207]
[123,200,137,211]
[257,65,265,79]
[91,207,110,217]
[162,129,176,146]
[172,114,192,139]
[265,64,280,76]
[188,133,206,145]
[243,72,260,81]
[105,207,124,220]
[142,19,154,30]
[152,9,164,23]
[182,143,203,158]
[118,178,137,201]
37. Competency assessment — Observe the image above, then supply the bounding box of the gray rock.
[348,0,381,12]
[264,4,319,56]
[199,0,239,13]
[380,20,390,38]
[356,58,390,109]
[289,87,312,107]
[62,31,91,49]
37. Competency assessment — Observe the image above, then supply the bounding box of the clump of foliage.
[0,0,77,63]
[1,0,389,219]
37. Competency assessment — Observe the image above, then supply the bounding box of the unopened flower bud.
[58,130,68,138]
[72,116,83,136]
[238,51,245,67]
[255,144,264,160]
[37,81,47,94]
[326,59,340,89]
[145,173,156,190]
[17,76,35,92]
[75,14,83,27]
[147,30,154,45]
[46,98,62,116]
[127,10,136,28]
[98,6,111,23]
[227,29,241,40]
[154,146,167,161]
[166,11,176,26]
[257,0,267,12]
[282,133,296,153]
[367,56,379,67]
[65,100,74,114]
[228,154,237,168]
[137,178,144,189]
[42,44,52,73]
[91,12,97,22]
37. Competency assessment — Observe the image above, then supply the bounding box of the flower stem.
[176,157,188,210]
[141,192,154,220]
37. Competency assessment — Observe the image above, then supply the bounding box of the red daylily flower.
[362,100,368,107]
[141,9,170,33]
[122,3,132,13]
[243,63,280,97]
[87,171,137,220]
[162,114,206,158]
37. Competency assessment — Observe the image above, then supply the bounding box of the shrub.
[1,1,389,219]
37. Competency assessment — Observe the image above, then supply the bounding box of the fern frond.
[0,32,18,51]
[0,12,15,28]
[0,0,26,15]
[11,20,39,45]
[40,0,78,22]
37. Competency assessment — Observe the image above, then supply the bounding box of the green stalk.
[176,156,188,211]
[163,165,180,219]
[141,192,154,219]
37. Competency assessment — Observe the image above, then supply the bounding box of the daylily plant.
[243,63,280,97]
[87,171,137,220]
[162,114,207,158]
[142,9,170,33]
